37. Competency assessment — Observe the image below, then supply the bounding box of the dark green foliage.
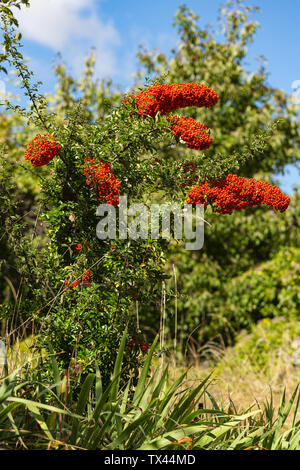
[177,246,300,345]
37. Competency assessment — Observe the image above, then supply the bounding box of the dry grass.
[190,355,299,414]
[164,323,300,427]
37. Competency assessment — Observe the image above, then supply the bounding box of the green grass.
[1,330,300,450]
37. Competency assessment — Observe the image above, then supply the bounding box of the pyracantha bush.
[1,2,297,392]
[16,80,290,388]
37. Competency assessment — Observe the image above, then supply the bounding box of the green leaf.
[109,328,128,403]
[69,373,95,445]
[132,334,159,406]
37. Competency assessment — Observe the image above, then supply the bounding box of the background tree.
[135,1,300,350]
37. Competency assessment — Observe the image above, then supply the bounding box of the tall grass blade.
[109,328,128,403]
[133,334,159,406]
[69,373,95,445]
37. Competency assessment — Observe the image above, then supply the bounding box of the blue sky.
[4,0,300,192]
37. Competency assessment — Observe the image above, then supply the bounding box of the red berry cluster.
[24,134,61,167]
[186,174,291,214]
[83,158,120,207]
[64,269,92,290]
[82,269,92,284]
[74,242,90,252]
[133,82,219,119]
[64,279,79,290]
[128,336,150,354]
[124,82,218,152]
[167,115,213,150]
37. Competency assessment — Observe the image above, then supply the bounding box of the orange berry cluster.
[167,115,213,150]
[186,174,290,214]
[128,82,218,151]
[24,134,61,167]
[133,82,219,119]
[83,158,120,207]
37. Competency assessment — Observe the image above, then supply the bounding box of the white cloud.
[15,0,121,77]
